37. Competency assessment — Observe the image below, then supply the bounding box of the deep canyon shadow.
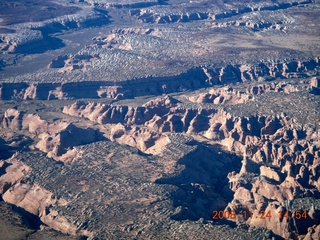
[12,34,65,55]
[156,142,242,222]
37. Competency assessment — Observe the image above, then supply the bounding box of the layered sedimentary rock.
[0,200,83,240]
[0,154,93,238]
[1,0,319,238]
[189,87,252,105]
[1,109,99,162]
[130,1,312,24]
[310,77,320,95]
[0,2,110,54]
[0,81,319,238]
[62,90,320,238]
[109,124,170,153]
[63,96,175,152]
[80,0,162,9]
[189,81,299,105]
[247,81,299,95]
[1,58,319,100]
[63,96,175,124]
[1,139,281,239]
[64,94,319,164]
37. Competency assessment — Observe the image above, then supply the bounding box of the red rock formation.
[1,58,318,100]
[110,124,170,153]
[189,87,252,105]
[63,96,174,125]
[0,155,93,238]
[63,94,319,238]
[1,109,98,162]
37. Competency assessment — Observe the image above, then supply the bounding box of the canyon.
[0,0,320,239]
[0,58,319,100]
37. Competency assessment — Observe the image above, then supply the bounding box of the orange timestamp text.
[212,210,308,220]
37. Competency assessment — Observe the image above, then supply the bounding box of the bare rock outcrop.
[48,53,101,73]
[303,224,320,240]
[1,109,99,162]
[0,29,44,54]
[209,18,288,31]
[0,155,93,238]
[63,97,175,153]
[1,57,319,101]
[63,95,320,238]
[63,96,175,125]
[190,81,300,106]
[310,77,320,95]
[247,81,299,95]
[82,0,160,9]
[111,27,162,37]
[36,123,97,162]
[1,0,319,238]
[189,87,252,105]
[110,123,170,153]
[130,1,312,24]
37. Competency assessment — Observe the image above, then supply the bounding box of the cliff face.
[0,83,319,238]
[0,7,110,55]
[188,82,299,105]
[63,97,174,152]
[189,87,252,105]
[62,92,320,238]
[82,0,162,9]
[1,109,99,163]
[64,98,320,165]
[131,1,312,24]
[1,58,319,100]
[63,96,175,124]
[0,154,93,238]
[1,0,319,238]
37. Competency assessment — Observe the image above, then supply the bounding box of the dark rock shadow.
[12,34,65,54]
[0,59,5,71]
[155,142,242,222]
[11,204,42,230]
[0,135,34,160]
[13,10,111,55]
[0,138,15,160]
[158,0,169,5]
[0,161,12,177]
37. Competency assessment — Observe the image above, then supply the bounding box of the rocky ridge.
[62,91,320,238]
[130,1,312,24]
[188,81,299,105]
[0,80,319,239]
[1,57,319,100]
[76,0,164,9]
[0,5,110,55]
[0,0,319,239]
[0,142,284,239]
[1,109,100,162]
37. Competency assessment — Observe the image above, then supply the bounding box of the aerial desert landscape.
[0,0,319,239]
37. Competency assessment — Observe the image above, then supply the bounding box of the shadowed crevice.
[156,142,242,221]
